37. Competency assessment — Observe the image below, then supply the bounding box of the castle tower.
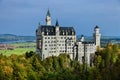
[55,20,59,55]
[80,35,84,42]
[94,26,101,47]
[55,19,59,35]
[46,9,51,25]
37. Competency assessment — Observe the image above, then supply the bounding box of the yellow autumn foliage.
[3,66,13,75]
[0,59,5,65]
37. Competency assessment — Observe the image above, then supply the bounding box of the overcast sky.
[0,0,120,36]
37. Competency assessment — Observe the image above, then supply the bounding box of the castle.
[36,10,101,65]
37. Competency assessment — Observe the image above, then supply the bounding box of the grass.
[0,42,36,56]
[9,42,36,47]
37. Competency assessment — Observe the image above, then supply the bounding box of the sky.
[0,0,120,36]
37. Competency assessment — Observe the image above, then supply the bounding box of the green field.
[0,42,36,56]
[9,42,36,47]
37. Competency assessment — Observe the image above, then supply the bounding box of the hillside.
[0,34,35,43]
[0,53,82,80]
[1,34,120,47]
[1,44,120,80]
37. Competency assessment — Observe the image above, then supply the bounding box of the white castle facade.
[36,10,101,66]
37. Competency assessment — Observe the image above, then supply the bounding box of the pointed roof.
[46,9,51,17]
[95,25,99,29]
[81,35,84,37]
[55,19,59,26]
[37,25,75,35]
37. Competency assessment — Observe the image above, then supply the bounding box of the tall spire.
[46,9,51,25]
[46,9,50,17]
[55,19,59,26]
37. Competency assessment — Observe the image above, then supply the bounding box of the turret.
[55,20,59,35]
[80,35,84,42]
[55,20,60,55]
[94,26,99,34]
[93,25,101,47]
[46,9,51,25]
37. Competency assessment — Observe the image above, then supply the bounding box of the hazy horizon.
[0,34,120,38]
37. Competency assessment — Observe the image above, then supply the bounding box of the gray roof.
[46,10,51,17]
[82,41,94,44]
[55,20,59,26]
[59,27,75,35]
[95,25,99,29]
[37,25,75,36]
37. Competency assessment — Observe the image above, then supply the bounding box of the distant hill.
[77,35,120,47]
[77,35,120,40]
[0,34,35,43]
[1,34,120,44]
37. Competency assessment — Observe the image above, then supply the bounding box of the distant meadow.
[0,42,36,56]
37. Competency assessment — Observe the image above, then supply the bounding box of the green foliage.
[0,44,120,80]
[93,44,120,80]
[0,52,82,80]
[25,51,35,58]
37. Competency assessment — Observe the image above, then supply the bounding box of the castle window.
[48,37,50,39]
[45,37,47,39]
[45,48,47,50]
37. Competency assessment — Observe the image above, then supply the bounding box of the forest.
[0,44,120,80]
